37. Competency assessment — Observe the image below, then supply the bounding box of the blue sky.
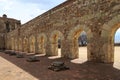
[0,0,66,24]
[115,28,120,43]
[0,0,120,43]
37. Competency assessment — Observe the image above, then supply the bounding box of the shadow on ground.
[0,52,120,80]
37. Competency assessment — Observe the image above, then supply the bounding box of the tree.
[78,32,87,46]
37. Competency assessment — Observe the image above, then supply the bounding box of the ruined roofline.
[22,0,75,26]
[0,16,20,22]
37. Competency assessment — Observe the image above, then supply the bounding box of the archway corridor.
[48,31,63,59]
[37,34,47,57]
[71,30,87,64]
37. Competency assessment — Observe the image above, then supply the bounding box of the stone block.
[48,61,69,71]
[26,56,40,62]
[16,53,24,58]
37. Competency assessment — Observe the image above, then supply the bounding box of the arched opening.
[29,36,35,53]
[69,27,88,64]
[100,14,120,63]
[107,22,120,69]
[48,30,64,59]
[68,25,88,64]
[114,27,120,69]
[37,33,47,55]
[58,37,61,57]
[23,37,28,53]
[114,28,120,61]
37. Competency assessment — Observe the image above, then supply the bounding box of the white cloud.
[0,0,7,2]
[0,0,46,24]
[117,28,120,33]
[0,0,66,24]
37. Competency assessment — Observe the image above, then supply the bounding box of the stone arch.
[23,37,29,52]
[50,30,64,56]
[37,33,47,54]
[102,14,120,63]
[29,35,36,53]
[67,25,90,59]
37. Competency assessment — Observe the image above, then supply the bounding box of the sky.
[115,28,120,43]
[0,0,120,43]
[0,0,66,24]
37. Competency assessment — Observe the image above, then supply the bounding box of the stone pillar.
[87,35,94,62]
[35,35,38,53]
[51,42,58,56]
[46,40,53,56]
[27,38,30,53]
[87,37,101,62]
[87,30,114,63]
[61,39,79,59]
[61,39,70,58]
[40,43,46,54]
[35,39,39,54]
[101,30,114,63]
[21,38,24,52]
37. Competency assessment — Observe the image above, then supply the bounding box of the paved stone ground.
[0,56,38,80]
[0,47,120,80]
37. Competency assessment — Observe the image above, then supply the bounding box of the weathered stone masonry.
[0,0,120,63]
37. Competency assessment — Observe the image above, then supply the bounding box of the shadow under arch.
[48,30,64,59]
[37,33,47,55]
[67,25,91,64]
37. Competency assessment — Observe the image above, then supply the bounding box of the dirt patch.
[0,47,120,80]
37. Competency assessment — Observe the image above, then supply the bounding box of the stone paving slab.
[0,56,38,80]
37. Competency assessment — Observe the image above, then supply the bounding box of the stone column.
[61,39,69,58]
[27,38,30,53]
[87,37,100,62]
[101,30,114,63]
[21,38,24,52]
[60,28,79,59]
[87,30,114,63]
[46,40,53,56]
[35,35,38,53]
[61,39,79,59]
[51,42,58,56]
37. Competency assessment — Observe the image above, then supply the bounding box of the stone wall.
[5,0,120,63]
[0,15,21,49]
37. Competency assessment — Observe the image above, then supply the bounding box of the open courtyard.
[0,46,120,80]
[0,0,120,80]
